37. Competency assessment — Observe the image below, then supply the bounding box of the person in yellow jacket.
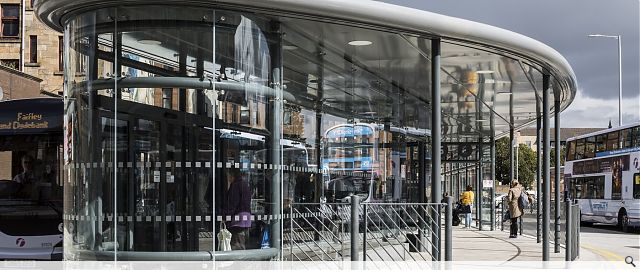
[460,185,474,228]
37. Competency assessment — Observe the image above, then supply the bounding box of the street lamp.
[588,34,622,126]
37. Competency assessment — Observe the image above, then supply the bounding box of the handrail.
[70,77,296,101]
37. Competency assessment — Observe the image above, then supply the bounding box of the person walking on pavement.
[507,180,523,238]
[460,185,474,228]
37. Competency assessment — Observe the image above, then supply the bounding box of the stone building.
[0,0,63,99]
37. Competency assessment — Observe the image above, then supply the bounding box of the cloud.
[560,89,640,128]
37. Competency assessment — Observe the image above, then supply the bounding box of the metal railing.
[496,196,580,261]
[283,196,451,261]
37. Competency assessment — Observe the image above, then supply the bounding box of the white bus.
[0,98,63,260]
[565,122,640,231]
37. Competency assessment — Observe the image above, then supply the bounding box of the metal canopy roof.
[34,0,577,145]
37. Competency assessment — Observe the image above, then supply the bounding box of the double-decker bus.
[565,122,640,231]
[321,123,429,203]
[322,124,378,202]
[0,98,64,259]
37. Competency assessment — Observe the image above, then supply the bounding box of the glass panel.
[606,131,619,150]
[585,136,595,158]
[64,4,446,260]
[567,140,575,161]
[2,5,19,17]
[571,176,605,199]
[595,134,606,153]
[64,9,117,260]
[621,128,632,149]
[2,21,18,36]
[575,139,585,160]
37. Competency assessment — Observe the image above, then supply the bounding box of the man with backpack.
[507,180,526,238]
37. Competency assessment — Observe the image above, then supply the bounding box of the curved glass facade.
[63,6,440,260]
[59,2,568,260]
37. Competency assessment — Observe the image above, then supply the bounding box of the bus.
[0,98,64,260]
[322,123,429,203]
[565,122,640,231]
[322,124,378,202]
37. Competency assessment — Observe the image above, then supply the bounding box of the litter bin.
[406,233,420,252]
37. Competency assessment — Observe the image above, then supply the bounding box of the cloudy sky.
[380,0,640,128]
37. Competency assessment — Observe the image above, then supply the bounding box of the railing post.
[350,195,360,261]
[445,197,453,261]
[576,207,580,258]
[362,204,368,261]
[565,200,572,261]
[501,197,504,231]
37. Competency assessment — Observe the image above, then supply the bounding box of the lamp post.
[588,34,622,126]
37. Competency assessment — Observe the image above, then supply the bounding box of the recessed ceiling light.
[138,39,161,45]
[496,92,512,95]
[348,40,372,46]
[475,119,488,122]
[283,45,298,50]
[476,70,494,74]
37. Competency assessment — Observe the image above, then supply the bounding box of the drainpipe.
[20,0,25,71]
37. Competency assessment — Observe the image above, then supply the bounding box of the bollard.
[350,195,360,261]
[565,200,571,261]
[445,197,453,261]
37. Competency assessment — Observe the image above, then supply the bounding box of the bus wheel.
[618,209,629,233]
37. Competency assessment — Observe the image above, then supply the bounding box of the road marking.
[581,243,625,261]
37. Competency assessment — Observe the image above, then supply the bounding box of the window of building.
[58,36,64,71]
[29,35,37,63]
[606,131,619,151]
[1,5,19,38]
[0,59,19,69]
[240,106,250,125]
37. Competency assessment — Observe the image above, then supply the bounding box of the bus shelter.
[35,0,576,261]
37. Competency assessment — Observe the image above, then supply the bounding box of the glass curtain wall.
[63,5,433,260]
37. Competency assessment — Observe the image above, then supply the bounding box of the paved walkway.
[451,226,600,261]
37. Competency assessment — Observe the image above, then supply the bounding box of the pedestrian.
[222,168,252,250]
[507,180,523,238]
[460,185,474,228]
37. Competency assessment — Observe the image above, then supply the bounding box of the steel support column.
[536,101,542,243]
[477,142,483,230]
[542,74,551,261]
[490,133,496,231]
[430,38,442,261]
[509,128,514,184]
[554,86,561,253]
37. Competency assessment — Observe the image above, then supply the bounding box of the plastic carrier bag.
[217,222,232,251]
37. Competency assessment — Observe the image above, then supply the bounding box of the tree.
[495,137,510,185]
[495,137,537,189]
